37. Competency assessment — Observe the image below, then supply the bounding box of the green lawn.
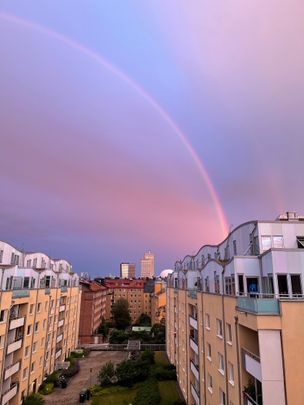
[154,351,169,366]
[91,385,139,405]
[159,380,180,405]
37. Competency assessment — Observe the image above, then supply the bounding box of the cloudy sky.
[0,1,303,276]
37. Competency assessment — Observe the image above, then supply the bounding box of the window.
[273,235,284,248]
[218,353,225,374]
[226,323,232,344]
[25,346,30,357]
[41,337,45,347]
[261,236,271,251]
[33,342,37,352]
[219,389,226,405]
[205,313,210,329]
[205,276,210,292]
[238,275,244,295]
[33,258,37,268]
[228,362,234,385]
[23,277,30,289]
[29,304,34,315]
[0,250,3,262]
[31,362,35,372]
[37,303,41,312]
[225,276,235,295]
[0,310,6,323]
[216,319,223,338]
[43,319,46,329]
[207,373,213,393]
[207,343,212,360]
[297,236,304,248]
[214,273,220,294]
[233,240,237,255]
[291,274,302,296]
[35,321,39,332]
[0,335,3,348]
[39,356,43,366]
[22,367,28,379]
[27,325,32,335]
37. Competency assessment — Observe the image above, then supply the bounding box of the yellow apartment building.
[0,241,81,405]
[167,212,304,405]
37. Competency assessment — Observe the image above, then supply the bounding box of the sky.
[0,1,304,276]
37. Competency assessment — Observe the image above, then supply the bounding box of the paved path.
[44,351,128,405]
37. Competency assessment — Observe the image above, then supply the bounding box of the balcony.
[9,316,25,330]
[59,305,65,312]
[188,289,197,299]
[61,286,68,293]
[56,334,63,343]
[237,297,280,314]
[12,289,29,298]
[244,391,260,405]
[190,360,199,380]
[4,361,20,380]
[2,383,18,405]
[243,348,261,382]
[45,288,51,294]
[189,315,198,330]
[190,337,198,355]
[55,349,62,359]
[58,319,64,328]
[190,383,200,405]
[7,338,22,354]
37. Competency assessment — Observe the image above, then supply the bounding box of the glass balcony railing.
[237,297,280,314]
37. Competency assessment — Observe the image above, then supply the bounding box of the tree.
[97,317,109,339]
[135,313,151,326]
[111,298,131,330]
[151,323,165,343]
[98,361,115,386]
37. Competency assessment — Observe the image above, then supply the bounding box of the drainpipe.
[234,315,242,405]
[221,265,230,405]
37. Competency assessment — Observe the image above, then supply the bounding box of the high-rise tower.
[140,250,154,278]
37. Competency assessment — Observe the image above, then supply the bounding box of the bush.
[44,371,60,387]
[152,365,177,381]
[116,358,149,387]
[174,400,186,405]
[23,393,44,405]
[98,361,115,386]
[61,360,80,379]
[70,348,90,358]
[39,382,54,395]
[140,350,155,365]
[133,379,160,405]
[109,329,130,344]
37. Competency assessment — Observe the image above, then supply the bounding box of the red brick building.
[102,278,146,323]
[79,279,107,344]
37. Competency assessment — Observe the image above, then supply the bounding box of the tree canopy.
[111,298,131,329]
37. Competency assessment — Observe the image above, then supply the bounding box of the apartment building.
[78,280,107,344]
[120,263,136,279]
[167,212,304,405]
[98,278,146,323]
[0,241,80,405]
[151,280,166,325]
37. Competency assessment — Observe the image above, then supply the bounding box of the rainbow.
[0,12,229,238]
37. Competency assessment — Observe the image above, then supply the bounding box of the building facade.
[140,251,155,278]
[151,280,166,325]
[120,263,136,279]
[167,212,304,405]
[78,280,107,344]
[99,278,146,323]
[0,241,80,405]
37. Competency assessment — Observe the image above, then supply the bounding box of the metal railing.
[242,347,260,363]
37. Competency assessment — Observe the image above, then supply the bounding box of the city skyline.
[1,1,304,275]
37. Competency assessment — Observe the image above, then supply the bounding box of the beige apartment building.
[167,212,304,405]
[0,241,81,405]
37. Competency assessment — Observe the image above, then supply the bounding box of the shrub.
[39,382,54,395]
[152,364,177,381]
[174,400,186,405]
[116,358,149,387]
[98,361,115,386]
[23,393,44,405]
[70,348,90,358]
[109,329,130,344]
[44,371,60,387]
[133,379,160,405]
[140,350,155,365]
[61,360,80,379]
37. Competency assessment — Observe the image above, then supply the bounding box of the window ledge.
[216,334,223,340]
[227,341,232,346]
[229,380,235,387]
[218,368,225,376]
[208,387,213,394]
[206,326,210,331]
